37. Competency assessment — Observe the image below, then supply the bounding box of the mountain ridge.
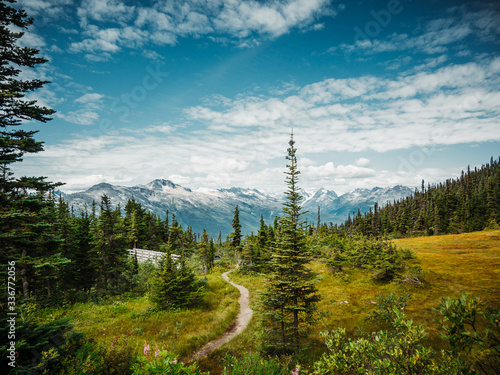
[61,179,413,237]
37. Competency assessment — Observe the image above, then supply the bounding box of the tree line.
[327,157,500,238]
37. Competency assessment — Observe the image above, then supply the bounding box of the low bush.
[312,293,477,374]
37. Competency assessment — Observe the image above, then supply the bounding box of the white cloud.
[75,93,104,103]
[18,30,46,48]
[18,0,72,19]
[355,158,371,167]
[303,162,376,179]
[55,110,100,125]
[67,0,333,60]
[77,0,135,26]
[183,58,500,156]
[328,5,500,58]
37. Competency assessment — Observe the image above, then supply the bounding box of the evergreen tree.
[261,132,321,357]
[199,229,210,274]
[208,237,216,272]
[92,195,127,293]
[167,213,183,254]
[70,209,96,295]
[151,245,204,310]
[230,205,242,262]
[128,210,139,248]
[0,0,63,303]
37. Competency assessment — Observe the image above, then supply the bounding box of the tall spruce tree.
[199,229,209,274]
[92,195,127,293]
[260,132,320,357]
[0,0,63,302]
[230,205,242,262]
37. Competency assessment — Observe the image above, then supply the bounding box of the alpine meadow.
[1,0,500,374]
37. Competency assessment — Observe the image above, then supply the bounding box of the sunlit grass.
[36,229,500,372]
[223,229,500,364]
[36,268,240,361]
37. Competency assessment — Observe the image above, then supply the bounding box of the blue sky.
[13,0,500,194]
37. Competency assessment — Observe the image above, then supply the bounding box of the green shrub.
[312,293,475,374]
[326,237,406,282]
[435,293,500,374]
[131,351,203,375]
[221,353,294,375]
[150,253,205,311]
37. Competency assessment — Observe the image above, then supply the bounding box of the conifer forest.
[1,0,499,374]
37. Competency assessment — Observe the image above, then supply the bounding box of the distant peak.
[88,182,114,191]
[145,179,178,190]
[312,187,338,198]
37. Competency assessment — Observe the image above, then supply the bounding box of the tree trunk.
[21,248,29,299]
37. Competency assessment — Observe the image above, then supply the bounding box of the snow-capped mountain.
[303,185,413,225]
[62,179,412,237]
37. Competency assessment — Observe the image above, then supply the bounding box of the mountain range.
[61,179,413,237]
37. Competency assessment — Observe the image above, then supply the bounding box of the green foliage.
[313,294,475,375]
[435,293,500,374]
[92,195,128,294]
[341,158,500,238]
[221,353,294,375]
[326,236,407,282]
[131,351,203,375]
[230,205,242,260]
[59,337,137,375]
[0,316,136,375]
[368,292,409,324]
[260,133,321,357]
[150,250,205,310]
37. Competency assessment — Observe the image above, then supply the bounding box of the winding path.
[189,270,253,361]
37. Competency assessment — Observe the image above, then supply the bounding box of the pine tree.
[199,229,209,274]
[208,237,216,272]
[71,209,96,294]
[128,210,139,248]
[92,195,127,293]
[231,205,242,263]
[0,0,63,303]
[256,214,270,271]
[260,132,321,357]
[151,245,203,310]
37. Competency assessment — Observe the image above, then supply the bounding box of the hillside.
[343,157,500,237]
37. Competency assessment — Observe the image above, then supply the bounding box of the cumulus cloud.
[17,0,73,19]
[26,59,499,193]
[184,58,500,155]
[66,0,333,60]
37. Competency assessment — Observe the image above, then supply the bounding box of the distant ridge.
[62,179,413,237]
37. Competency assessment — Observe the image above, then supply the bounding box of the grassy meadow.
[201,229,500,371]
[35,229,499,372]
[36,269,240,360]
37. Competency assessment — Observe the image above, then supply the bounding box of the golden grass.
[392,229,500,307]
[213,229,500,362]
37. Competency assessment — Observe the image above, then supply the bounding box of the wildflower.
[292,367,300,375]
[103,328,106,333]
[144,341,151,356]
[155,348,160,358]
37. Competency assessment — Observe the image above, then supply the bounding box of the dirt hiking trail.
[188,270,253,361]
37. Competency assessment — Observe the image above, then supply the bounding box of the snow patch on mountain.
[63,179,412,237]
